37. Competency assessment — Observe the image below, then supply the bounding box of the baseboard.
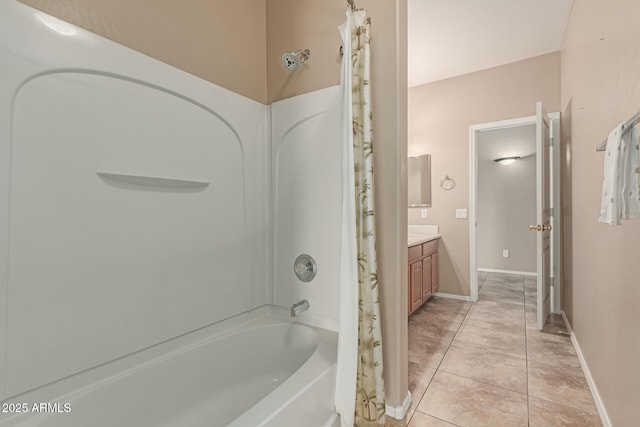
[478,268,536,276]
[432,292,473,302]
[561,311,612,427]
[385,391,412,420]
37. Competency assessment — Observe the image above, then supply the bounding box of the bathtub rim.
[0,306,337,425]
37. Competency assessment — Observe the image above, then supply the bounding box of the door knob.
[529,224,552,232]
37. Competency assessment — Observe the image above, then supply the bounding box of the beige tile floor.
[406,272,602,427]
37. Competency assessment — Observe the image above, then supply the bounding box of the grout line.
[467,308,526,322]
[407,362,434,413]
[433,275,531,397]
[406,408,414,426]
[534,394,603,418]
[443,339,526,360]
[410,299,473,412]
[412,408,464,427]
[411,273,540,426]
[457,273,534,424]
[528,389,601,416]
[526,357,583,373]
[435,369,528,397]
[458,319,528,339]
[441,301,474,358]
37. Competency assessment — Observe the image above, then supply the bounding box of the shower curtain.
[336,8,386,427]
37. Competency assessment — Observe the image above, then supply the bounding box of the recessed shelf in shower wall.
[96,171,210,190]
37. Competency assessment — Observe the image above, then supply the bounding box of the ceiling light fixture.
[494,156,521,166]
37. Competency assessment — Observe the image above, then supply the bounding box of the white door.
[534,101,552,330]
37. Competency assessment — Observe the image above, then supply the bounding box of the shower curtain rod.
[596,110,640,151]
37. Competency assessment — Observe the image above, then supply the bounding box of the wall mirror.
[408,154,431,207]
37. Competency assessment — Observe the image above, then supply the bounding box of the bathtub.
[0,310,339,427]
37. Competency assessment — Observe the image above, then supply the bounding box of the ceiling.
[477,124,536,163]
[408,0,574,87]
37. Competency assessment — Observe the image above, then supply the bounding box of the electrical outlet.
[503,249,510,258]
[421,208,428,219]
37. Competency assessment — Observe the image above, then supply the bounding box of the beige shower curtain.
[350,11,386,426]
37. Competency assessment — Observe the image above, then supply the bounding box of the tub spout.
[290,299,309,317]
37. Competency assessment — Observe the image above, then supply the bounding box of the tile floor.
[406,272,602,427]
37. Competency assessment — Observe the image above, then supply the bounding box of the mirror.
[408,154,431,207]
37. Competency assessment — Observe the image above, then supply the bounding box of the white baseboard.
[432,292,473,302]
[385,391,412,420]
[478,268,536,276]
[561,311,612,427]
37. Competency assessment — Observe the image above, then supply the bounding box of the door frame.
[468,113,561,309]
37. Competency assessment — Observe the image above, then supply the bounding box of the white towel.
[599,123,640,224]
[621,126,640,219]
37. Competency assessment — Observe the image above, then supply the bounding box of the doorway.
[469,111,561,329]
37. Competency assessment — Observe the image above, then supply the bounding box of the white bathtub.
[0,311,339,427]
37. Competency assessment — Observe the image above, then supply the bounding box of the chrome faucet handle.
[294,254,317,282]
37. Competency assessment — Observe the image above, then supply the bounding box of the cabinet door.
[408,244,422,263]
[422,256,432,301]
[409,260,423,313]
[431,252,439,294]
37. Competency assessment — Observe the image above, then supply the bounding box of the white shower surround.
[271,86,342,332]
[0,1,341,425]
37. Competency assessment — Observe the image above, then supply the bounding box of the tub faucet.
[290,300,309,317]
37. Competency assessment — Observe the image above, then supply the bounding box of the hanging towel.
[599,123,640,224]
[599,123,624,225]
[621,126,640,219]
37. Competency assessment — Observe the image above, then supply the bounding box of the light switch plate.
[421,208,428,219]
[456,208,468,219]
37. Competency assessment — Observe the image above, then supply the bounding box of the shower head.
[281,49,311,71]
[282,51,300,71]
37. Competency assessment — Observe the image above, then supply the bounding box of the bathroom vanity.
[408,226,440,316]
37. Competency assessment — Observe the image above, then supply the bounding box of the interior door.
[534,101,552,330]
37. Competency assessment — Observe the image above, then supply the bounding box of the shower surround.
[0,2,341,426]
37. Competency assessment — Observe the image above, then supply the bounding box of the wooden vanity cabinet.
[408,238,439,315]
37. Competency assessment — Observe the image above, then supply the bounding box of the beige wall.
[367,0,408,409]
[267,0,409,409]
[477,142,536,273]
[266,0,343,103]
[18,0,268,103]
[561,0,640,423]
[408,53,560,296]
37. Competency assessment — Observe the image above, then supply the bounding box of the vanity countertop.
[408,224,440,247]
[408,234,441,246]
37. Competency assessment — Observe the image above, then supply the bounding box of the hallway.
[406,272,601,426]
